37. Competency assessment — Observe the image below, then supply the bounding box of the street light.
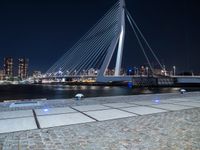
[173,66,176,76]
[134,67,138,76]
[146,67,149,76]
[128,69,132,76]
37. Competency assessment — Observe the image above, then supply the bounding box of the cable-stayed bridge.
[44,0,164,83]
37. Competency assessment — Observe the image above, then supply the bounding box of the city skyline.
[0,0,200,73]
[0,57,29,78]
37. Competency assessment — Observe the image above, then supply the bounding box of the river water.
[0,84,199,102]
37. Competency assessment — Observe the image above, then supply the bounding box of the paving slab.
[129,100,172,106]
[166,98,191,102]
[72,104,110,112]
[120,106,167,115]
[37,113,95,128]
[193,100,200,103]
[173,102,200,107]
[9,101,40,108]
[187,97,200,102]
[0,117,37,134]
[0,110,33,119]
[84,109,137,121]
[186,97,200,100]
[103,102,138,108]
[166,98,200,103]
[151,103,193,111]
[35,107,77,116]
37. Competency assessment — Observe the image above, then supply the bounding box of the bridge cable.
[125,9,164,70]
[126,13,154,73]
[46,1,121,76]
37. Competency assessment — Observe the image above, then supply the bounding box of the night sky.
[0,0,200,74]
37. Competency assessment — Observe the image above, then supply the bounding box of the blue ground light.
[43,109,49,112]
[153,98,160,104]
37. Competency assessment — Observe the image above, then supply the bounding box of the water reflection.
[0,84,199,101]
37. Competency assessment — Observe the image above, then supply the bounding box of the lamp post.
[146,67,149,76]
[173,66,176,76]
[128,69,132,76]
[136,68,139,76]
[134,67,138,76]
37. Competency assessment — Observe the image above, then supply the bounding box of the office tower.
[0,70,5,80]
[4,57,13,77]
[18,58,29,79]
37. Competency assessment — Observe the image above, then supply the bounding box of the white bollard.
[75,93,84,100]
[180,89,186,94]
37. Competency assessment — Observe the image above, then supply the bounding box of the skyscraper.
[4,57,13,77]
[0,70,5,80]
[18,58,29,79]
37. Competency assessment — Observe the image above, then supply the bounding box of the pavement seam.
[32,109,41,129]
[103,107,140,116]
[69,106,99,122]
[117,107,166,116]
[0,115,34,121]
[148,104,195,112]
[36,111,78,117]
[71,105,111,113]
[102,103,139,109]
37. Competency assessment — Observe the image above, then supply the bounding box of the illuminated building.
[4,57,13,77]
[18,58,29,79]
[32,71,42,78]
[0,70,5,80]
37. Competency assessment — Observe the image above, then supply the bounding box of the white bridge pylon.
[96,0,128,82]
[114,0,125,76]
[46,0,163,82]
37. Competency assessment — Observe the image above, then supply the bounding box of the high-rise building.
[18,58,29,79]
[4,57,13,77]
[0,70,5,80]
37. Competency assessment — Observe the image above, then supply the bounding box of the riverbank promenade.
[0,92,200,149]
